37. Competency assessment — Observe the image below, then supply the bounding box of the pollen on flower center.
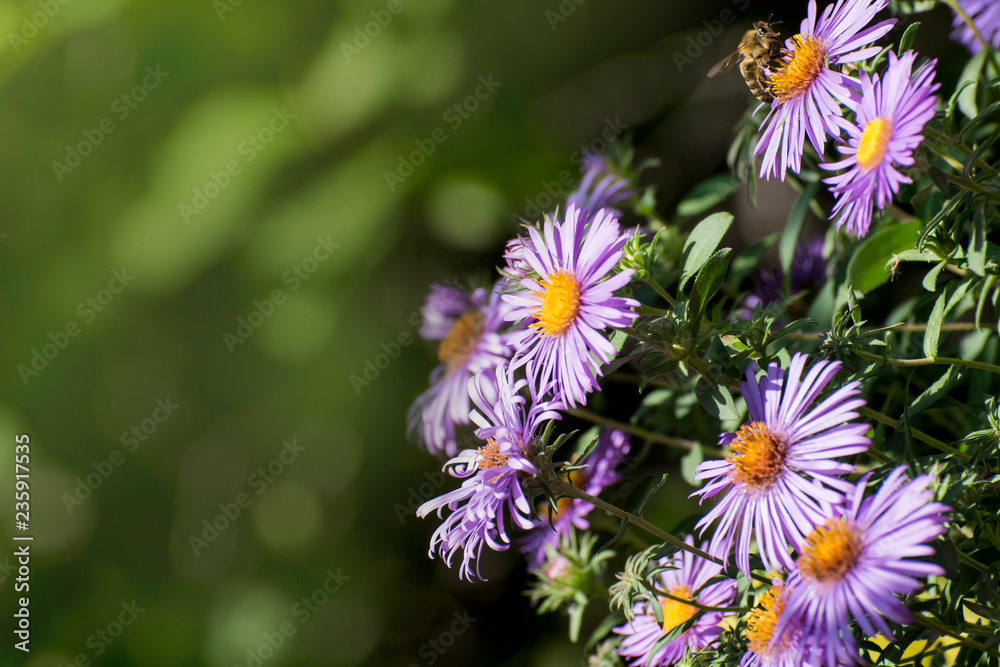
[746,585,787,655]
[770,35,828,103]
[727,422,788,490]
[798,518,864,583]
[659,585,698,634]
[856,117,894,172]
[477,439,509,470]
[532,270,582,337]
[437,312,484,373]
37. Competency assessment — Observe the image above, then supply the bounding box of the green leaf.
[695,375,739,420]
[922,261,947,292]
[680,212,733,291]
[969,202,987,276]
[675,175,739,218]
[780,182,818,283]
[846,220,923,292]
[688,247,732,332]
[904,365,965,423]
[680,442,703,487]
[924,289,948,358]
[958,48,987,120]
[898,21,920,55]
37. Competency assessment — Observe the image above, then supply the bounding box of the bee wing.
[707,51,742,78]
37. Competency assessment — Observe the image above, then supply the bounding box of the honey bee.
[707,21,783,104]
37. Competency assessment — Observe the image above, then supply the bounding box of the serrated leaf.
[689,247,732,332]
[846,220,923,292]
[680,212,733,291]
[680,442,703,487]
[676,175,739,218]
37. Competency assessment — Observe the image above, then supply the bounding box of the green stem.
[860,406,970,462]
[924,127,998,178]
[940,0,1000,74]
[943,172,1000,204]
[957,550,988,573]
[642,275,677,308]
[548,479,769,584]
[853,348,1000,376]
[914,614,1000,659]
[567,408,718,456]
[652,586,749,614]
[638,305,671,318]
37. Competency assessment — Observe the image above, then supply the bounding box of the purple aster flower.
[521,428,632,567]
[777,467,950,666]
[407,282,516,457]
[755,0,896,181]
[614,536,737,666]
[503,205,639,407]
[691,353,871,576]
[739,237,828,319]
[740,583,821,667]
[416,363,563,581]
[950,0,1000,53]
[822,51,940,238]
[566,151,639,218]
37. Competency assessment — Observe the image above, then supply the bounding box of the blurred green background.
[0,0,968,665]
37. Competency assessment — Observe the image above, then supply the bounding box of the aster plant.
[405,10,1000,666]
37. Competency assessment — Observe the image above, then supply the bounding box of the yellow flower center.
[477,439,509,470]
[798,518,864,583]
[532,270,582,337]
[769,35,827,103]
[746,585,787,655]
[727,422,788,490]
[659,586,698,634]
[437,312,484,373]
[856,117,893,172]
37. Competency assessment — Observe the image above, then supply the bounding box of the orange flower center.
[770,35,827,103]
[727,422,787,490]
[856,117,893,172]
[798,518,864,583]
[746,584,787,655]
[659,585,698,634]
[437,312,484,373]
[477,439,509,470]
[532,270,582,337]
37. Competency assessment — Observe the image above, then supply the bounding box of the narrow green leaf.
[676,175,739,218]
[846,220,922,292]
[922,261,946,292]
[903,366,964,424]
[780,182,818,285]
[689,247,732,332]
[969,202,987,276]
[680,211,733,291]
[957,48,987,120]
[924,289,947,358]
[898,21,920,55]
